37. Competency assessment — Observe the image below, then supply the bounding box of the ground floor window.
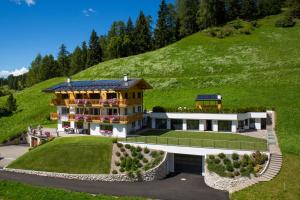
[155,118,167,129]
[249,118,256,129]
[75,122,83,129]
[187,120,199,130]
[238,120,244,130]
[100,125,113,134]
[171,119,183,130]
[261,118,266,130]
[62,121,70,128]
[218,121,232,132]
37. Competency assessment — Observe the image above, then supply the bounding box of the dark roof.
[43,79,152,93]
[195,94,222,101]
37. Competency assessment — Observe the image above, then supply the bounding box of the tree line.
[2,0,294,90]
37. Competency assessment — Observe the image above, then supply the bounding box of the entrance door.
[174,154,203,174]
[206,120,212,131]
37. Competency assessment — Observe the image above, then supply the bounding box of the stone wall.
[3,152,169,182]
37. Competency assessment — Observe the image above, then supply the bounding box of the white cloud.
[10,0,36,7]
[82,8,96,17]
[0,67,29,78]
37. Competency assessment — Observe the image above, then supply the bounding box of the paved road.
[0,145,29,168]
[0,171,228,200]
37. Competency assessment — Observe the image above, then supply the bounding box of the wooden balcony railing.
[50,98,142,107]
[72,113,143,124]
[50,112,58,120]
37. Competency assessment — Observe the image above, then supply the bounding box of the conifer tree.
[154,0,169,48]
[81,41,88,69]
[86,30,103,67]
[125,17,135,55]
[6,93,17,112]
[240,0,258,20]
[134,11,152,53]
[197,0,217,29]
[226,0,241,21]
[70,46,83,75]
[57,44,70,76]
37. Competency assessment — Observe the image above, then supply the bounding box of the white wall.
[255,118,261,130]
[199,120,205,131]
[90,123,100,135]
[182,119,187,131]
[113,124,127,138]
[212,120,218,132]
[150,112,238,120]
[231,120,238,133]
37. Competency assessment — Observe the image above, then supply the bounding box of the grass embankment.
[125,130,267,151]
[0,180,143,200]
[0,13,299,199]
[8,137,112,174]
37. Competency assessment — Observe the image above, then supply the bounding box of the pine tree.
[240,0,258,20]
[176,0,199,38]
[26,54,43,86]
[125,17,135,56]
[98,36,109,60]
[257,0,281,17]
[226,0,241,21]
[40,54,58,80]
[70,46,83,75]
[216,0,226,25]
[6,93,17,112]
[57,44,70,76]
[154,0,169,48]
[134,11,152,54]
[167,3,179,42]
[197,0,217,29]
[81,41,88,69]
[86,30,103,67]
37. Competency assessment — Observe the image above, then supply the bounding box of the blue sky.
[0,0,174,77]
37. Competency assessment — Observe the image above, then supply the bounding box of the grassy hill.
[8,137,113,174]
[0,13,299,199]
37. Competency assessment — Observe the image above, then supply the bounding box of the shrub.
[143,158,148,163]
[208,155,215,160]
[135,169,142,177]
[218,153,226,159]
[152,106,166,112]
[120,160,126,168]
[233,161,240,168]
[131,150,137,157]
[130,146,136,152]
[115,161,120,166]
[123,152,129,157]
[232,153,239,160]
[137,153,144,160]
[136,146,142,152]
[120,148,125,152]
[227,172,235,178]
[151,151,159,158]
[120,156,125,161]
[125,144,131,149]
[240,28,251,35]
[112,170,118,174]
[119,168,125,173]
[143,163,151,171]
[144,147,150,154]
[115,152,121,157]
[254,165,263,173]
[246,165,254,173]
[234,171,240,177]
[117,143,123,148]
[112,138,118,143]
[275,17,296,28]
[224,158,231,166]
[207,162,226,177]
[243,154,250,161]
[252,151,268,165]
[127,171,134,178]
[226,164,234,172]
[241,159,248,167]
[137,162,143,168]
[125,157,133,171]
[214,158,221,164]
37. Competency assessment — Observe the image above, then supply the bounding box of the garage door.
[174,154,203,174]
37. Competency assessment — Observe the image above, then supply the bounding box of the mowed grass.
[0,180,143,200]
[0,13,299,199]
[124,130,267,151]
[8,137,113,174]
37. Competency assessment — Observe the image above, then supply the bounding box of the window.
[93,108,100,115]
[155,118,167,129]
[124,93,128,99]
[61,107,69,115]
[218,121,232,132]
[100,125,113,131]
[75,94,83,99]
[124,108,128,115]
[171,119,183,130]
[133,106,136,113]
[187,120,199,130]
[138,92,142,98]
[245,119,249,126]
[132,92,136,99]
[132,122,135,128]
[89,93,100,99]
[76,122,83,129]
[107,93,117,99]
[76,107,85,114]
[138,106,142,112]
[108,108,118,115]
[61,94,69,99]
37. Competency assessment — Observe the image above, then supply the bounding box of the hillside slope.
[0,14,299,199]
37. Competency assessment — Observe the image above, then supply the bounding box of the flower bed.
[206,151,268,178]
[111,143,165,177]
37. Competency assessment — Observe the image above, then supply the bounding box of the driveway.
[0,171,228,200]
[0,145,29,168]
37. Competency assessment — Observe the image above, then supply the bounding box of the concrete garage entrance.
[174,154,203,175]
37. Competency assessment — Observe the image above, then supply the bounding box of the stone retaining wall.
[3,152,169,182]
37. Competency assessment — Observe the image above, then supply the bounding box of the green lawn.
[8,137,113,174]
[0,13,299,199]
[124,130,267,151]
[0,180,143,200]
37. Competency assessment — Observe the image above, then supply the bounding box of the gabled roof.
[43,78,152,93]
[195,94,222,101]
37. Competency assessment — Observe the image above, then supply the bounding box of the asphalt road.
[0,171,229,200]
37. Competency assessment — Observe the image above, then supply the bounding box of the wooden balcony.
[50,112,58,120]
[72,113,143,124]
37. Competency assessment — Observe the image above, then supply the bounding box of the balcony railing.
[50,112,59,120]
[50,98,142,107]
[71,113,143,124]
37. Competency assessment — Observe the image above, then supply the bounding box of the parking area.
[0,145,29,168]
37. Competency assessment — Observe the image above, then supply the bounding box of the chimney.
[67,76,72,84]
[123,74,128,82]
